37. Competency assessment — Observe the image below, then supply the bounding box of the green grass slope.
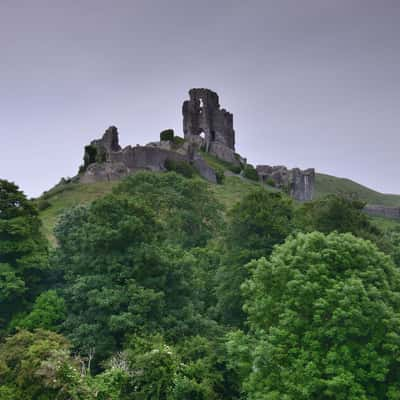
[38,174,263,243]
[38,181,116,243]
[38,167,400,243]
[315,173,400,207]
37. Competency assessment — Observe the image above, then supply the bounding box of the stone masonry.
[182,88,239,165]
[256,165,315,201]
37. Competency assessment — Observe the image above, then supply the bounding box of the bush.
[229,164,242,174]
[214,166,225,184]
[265,177,276,187]
[172,136,185,146]
[165,158,197,178]
[160,129,174,141]
[37,199,51,211]
[243,164,259,181]
[84,144,98,167]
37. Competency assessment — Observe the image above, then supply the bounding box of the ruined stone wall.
[363,205,400,219]
[80,126,217,184]
[256,165,315,201]
[183,89,236,163]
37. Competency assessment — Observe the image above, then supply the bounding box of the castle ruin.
[183,89,239,166]
[78,88,316,201]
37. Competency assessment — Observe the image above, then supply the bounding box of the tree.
[113,171,222,248]
[10,290,66,332]
[231,232,400,399]
[0,180,48,331]
[296,194,380,240]
[0,329,91,400]
[54,188,207,363]
[216,190,294,326]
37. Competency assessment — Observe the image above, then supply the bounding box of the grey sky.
[1,0,399,197]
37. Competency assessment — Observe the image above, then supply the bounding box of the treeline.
[1,172,400,399]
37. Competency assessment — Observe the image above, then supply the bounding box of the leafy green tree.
[113,171,222,248]
[55,189,206,362]
[10,290,66,332]
[296,194,380,239]
[231,232,400,399]
[171,335,240,400]
[216,190,294,326]
[0,180,48,331]
[0,329,91,400]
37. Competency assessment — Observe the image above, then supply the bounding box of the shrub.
[84,144,97,167]
[172,136,185,146]
[214,166,225,184]
[228,164,242,174]
[243,164,259,181]
[37,199,51,211]
[160,129,174,141]
[266,177,276,187]
[165,159,197,178]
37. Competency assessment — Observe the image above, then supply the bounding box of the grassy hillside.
[38,181,116,243]
[38,174,263,243]
[38,166,400,243]
[315,173,400,207]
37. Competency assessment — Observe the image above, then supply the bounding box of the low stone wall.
[363,205,400,219]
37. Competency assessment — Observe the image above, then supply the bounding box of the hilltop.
[35,88,400,240]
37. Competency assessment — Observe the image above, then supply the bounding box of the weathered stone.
[183,88,239,165]
[256,165,315,201]
[79,127,217,183]
[363,205,400,219]
[290,168,315,202]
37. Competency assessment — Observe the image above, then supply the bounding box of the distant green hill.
[315,173,400,207]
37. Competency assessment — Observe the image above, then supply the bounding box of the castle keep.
[78,88,315,201]
[183,89,238,165]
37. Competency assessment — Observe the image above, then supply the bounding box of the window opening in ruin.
[199,131,206,140]
[211,130,216,141]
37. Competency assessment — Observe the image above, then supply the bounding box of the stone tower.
[182,89,238,164]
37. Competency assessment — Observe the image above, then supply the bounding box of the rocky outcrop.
[256,165,315,201]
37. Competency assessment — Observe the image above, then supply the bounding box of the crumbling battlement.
[80,126,217,184]
[256,165,315,201]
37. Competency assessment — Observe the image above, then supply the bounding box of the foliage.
[297,195,382,244]
[160,129,175,141]
[216,190,294,326]
[242,164,259,181]
[214,166,225,184]
[172,135,185,146]
[234,232,400,399]
[164,158,197,178]
[0,329,91,400]
[113,172,222,248]
[54,182,218,362]
[0,180,49,331]
[10,290,66,332]
[265,177,276,187]
[36,199,51,211]
[83,144,98,167]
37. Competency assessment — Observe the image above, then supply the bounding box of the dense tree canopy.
[216,190,294,326]
[3,172,400,399]
[0,180,48,331]
[230,232,400,399]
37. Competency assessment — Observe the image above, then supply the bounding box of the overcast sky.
[1,0,399,197]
